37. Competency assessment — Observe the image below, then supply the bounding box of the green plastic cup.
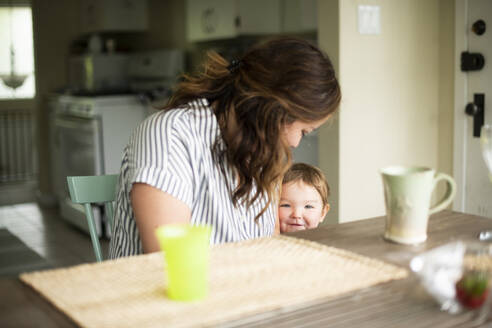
[155,224,212,301]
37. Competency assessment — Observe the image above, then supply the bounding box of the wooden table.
[1,210,491,328]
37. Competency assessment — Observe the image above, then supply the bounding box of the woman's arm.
[131,183,191,253]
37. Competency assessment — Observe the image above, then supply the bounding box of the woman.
[109,37,341,258]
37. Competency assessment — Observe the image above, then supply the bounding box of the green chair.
[66,175,118,262]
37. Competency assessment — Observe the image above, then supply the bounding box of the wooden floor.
[0,202,108,275]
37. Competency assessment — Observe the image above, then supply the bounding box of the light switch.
[358,5,381,35]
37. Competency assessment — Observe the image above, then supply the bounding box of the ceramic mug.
[381,166,456,244]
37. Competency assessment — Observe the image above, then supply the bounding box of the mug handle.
[429,173,457,215]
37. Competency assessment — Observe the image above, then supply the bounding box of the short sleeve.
[126,110,195,209]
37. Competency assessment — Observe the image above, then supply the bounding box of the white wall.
[318,0,454,223]
[437,0,455,202]
[318,0,340,224]
[31,0,82,201]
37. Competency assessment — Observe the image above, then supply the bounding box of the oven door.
[53,114,104,236]
[54,114,104,194]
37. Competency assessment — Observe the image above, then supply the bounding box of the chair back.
[67,174,118,262]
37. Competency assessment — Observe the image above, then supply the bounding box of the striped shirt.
[109,98,276,258]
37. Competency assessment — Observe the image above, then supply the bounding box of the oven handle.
[54,116,97,132]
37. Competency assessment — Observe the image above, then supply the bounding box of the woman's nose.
[291,136,301,148]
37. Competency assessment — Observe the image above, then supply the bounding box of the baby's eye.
[305,205,315,209]
[279,204,291,208]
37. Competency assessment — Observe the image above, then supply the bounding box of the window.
[0,5,35,99]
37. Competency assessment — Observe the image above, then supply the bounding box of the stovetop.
[55,91,168,118]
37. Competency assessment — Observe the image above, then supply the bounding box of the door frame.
[453,0,467,212]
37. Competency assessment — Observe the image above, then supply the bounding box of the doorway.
[453,0,492,217]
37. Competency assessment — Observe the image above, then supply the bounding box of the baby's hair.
[282,163,330,207]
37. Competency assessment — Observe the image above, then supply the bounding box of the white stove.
[52,49,183,237]
[52,94,150,236]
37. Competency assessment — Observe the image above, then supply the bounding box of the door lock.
[461,52,485,71]
[465,93,485,138]
[472,19,486,36]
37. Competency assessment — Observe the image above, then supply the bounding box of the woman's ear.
[320,204,330,222]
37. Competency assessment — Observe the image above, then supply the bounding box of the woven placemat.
[20,235,408,328]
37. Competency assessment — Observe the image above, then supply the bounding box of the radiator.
[0,110,36,183]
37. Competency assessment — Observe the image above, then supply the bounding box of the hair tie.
[227,59,242,74]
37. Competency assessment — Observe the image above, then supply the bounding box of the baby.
[279,163,330,233]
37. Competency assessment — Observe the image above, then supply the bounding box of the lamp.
[481,124,492,183]
[477,124,492,241]
[0,1,28,91]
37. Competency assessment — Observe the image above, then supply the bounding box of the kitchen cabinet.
[80,0,148,34]
[186,0,282,42]
[282,0,317,33]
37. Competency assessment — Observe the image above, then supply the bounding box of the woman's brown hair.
[282,163,330,207]
[164,37,341,220]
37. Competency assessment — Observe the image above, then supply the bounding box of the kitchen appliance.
[52,49,185,237]
[68,53,130,95]
[52,95,148,236]
[128,49,184,93]
[127,49,185,111]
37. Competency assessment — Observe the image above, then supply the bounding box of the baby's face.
[279,181,328,233]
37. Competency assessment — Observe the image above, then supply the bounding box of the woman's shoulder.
[146,98,213,125]
[136,98,218,144]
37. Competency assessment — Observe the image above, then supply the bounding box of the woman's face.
[282,117,329,148]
